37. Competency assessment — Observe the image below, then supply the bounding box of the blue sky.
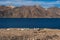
[0,0,60,8]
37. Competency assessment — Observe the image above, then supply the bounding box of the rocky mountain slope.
[0,5,60,18]
[47,7,60,18]
[0,28,60,40]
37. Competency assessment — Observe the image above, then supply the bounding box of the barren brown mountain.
[0,5,60,18]
[0,28,60,40]
[47,7,60,18]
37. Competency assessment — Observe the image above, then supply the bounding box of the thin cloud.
[0,0,60,8]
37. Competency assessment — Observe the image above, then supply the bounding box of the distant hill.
[0,5,60,18]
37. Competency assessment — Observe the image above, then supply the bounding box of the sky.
[0,0,60,8]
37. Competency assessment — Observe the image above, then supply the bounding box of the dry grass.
[0,28,60,40]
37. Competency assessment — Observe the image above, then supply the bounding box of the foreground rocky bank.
[0,5,60,18]
[0,28,60,40]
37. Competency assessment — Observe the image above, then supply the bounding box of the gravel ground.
[0,28,60,40]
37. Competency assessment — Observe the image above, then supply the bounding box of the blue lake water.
[0,18,60,29]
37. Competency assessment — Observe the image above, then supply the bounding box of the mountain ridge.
[0,5,60,18]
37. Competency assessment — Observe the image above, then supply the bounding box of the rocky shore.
[0,28,60,40]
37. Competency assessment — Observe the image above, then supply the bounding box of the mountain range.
[0,5,60,18]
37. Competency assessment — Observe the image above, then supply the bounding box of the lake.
[0,18,60,29]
